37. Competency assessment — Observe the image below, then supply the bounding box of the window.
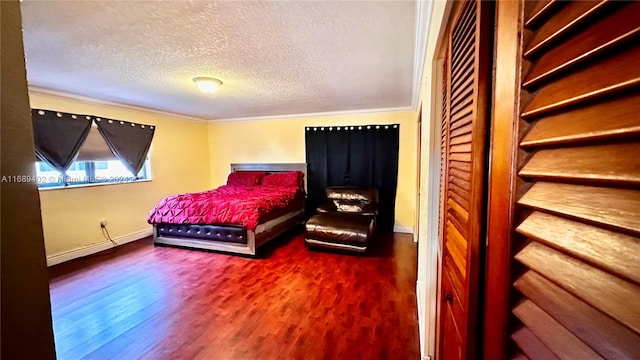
[31,110,156,189]
[34,125,152,189]
[35,159,151,189]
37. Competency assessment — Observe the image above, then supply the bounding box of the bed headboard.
[230,163,308,190]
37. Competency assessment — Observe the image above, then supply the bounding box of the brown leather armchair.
[304,187,378,253]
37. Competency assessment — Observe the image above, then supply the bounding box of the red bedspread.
[147,185,302,230]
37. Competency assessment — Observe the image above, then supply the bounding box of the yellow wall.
[208,111,418,230]
[31,92,418,258]
[29,93,211,258]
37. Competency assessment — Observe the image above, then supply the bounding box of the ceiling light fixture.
[193,77,223,93]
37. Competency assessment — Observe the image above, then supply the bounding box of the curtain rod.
[33,108,154,130]
[305,124,399,131]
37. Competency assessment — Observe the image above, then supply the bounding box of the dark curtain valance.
[305,124,400,232]
[95,118,155,176]
[31,109,92,172]
[31,109,155,176]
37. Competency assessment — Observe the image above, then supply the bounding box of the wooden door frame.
[414,0,450,357]
[482,1,523,359]
[433,0,495,358]
[432,54,446,360]
[430,0,523,358]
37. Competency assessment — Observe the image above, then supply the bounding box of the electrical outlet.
[100,219,108,228]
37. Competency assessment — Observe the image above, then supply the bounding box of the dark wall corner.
[1,1,57,358]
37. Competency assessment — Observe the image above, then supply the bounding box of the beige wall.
[208,111,418,230]
[29,93,211,259]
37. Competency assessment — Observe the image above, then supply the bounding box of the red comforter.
[147,185,302,230]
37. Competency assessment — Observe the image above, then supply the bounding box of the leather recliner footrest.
[304,213,374,252]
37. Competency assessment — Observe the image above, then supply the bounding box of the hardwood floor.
[49,229,420,360]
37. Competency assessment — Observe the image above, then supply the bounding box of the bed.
[148,163,307,256]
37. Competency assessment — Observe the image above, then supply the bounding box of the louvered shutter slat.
[524,2,640,87]
[524,0,560,28]
[516,242,640,334]
[451,93,474,116]
[521,94,640,147]
[518,182,640,234]
[439,47,449,252]
[524,1,609,57]
[522,45,640,118]
[448,152,471,163]
[513,300,605,359]
[512,352,537,360]
[450,112,473,132]
[446,222,468,279]
[444,255,466,308]
[519,143,640,184]
[451,49,475,85]
[448,175,470,191]
[511,326,560,360]
[449,133,472,146]
[449,182,470,203]
[514,271,640,359]
[516,211,640,285]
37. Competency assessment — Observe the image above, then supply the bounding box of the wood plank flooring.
[49,229,420,360]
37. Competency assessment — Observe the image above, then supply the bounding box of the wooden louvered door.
[437,0,492,358]
[510,1,640,358]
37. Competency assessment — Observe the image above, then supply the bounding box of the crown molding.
[28,86,209,123]
[411,0,434,111]
[29,86,415,124]
[208,105,415,123]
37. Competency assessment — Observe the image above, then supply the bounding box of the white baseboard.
[46,228,152,267]
[394,225,414,234]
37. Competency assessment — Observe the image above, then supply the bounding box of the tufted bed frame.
[153,163,307,256]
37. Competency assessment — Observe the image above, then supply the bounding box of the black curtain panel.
[305,124,400,232]
[95,118,155,176]
[305,128,329,214]
[31,109,92,172]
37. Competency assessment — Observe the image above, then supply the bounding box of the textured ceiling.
[21,1,420,121]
